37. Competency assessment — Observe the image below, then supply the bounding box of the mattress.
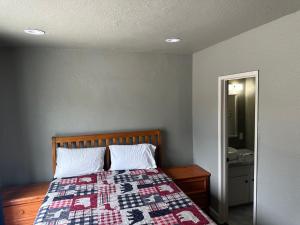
[34,169,216,225]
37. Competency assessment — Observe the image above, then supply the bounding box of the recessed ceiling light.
[165,38,181,43]
[24,29,45,36]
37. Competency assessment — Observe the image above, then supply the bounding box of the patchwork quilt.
[35,169,216,225]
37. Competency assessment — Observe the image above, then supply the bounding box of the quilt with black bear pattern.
[34,169,216,225]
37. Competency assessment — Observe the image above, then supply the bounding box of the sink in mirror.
[227,147,239,161]
[227,147,254,165]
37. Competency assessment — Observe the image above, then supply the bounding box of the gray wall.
[193,10,300,225]
[0,48,30,187]
[0,48,193,187]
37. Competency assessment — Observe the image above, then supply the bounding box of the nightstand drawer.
[3,201,42,225]
[176,177,207,194]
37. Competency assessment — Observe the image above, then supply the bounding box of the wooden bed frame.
[52,129,161,174]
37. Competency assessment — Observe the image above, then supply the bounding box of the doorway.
[218,71,258,225]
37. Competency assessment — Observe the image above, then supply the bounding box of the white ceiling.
[1,0,300,54]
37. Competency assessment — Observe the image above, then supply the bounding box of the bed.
[34,130,216,225]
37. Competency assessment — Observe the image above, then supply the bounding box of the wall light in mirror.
[228,83,243,95]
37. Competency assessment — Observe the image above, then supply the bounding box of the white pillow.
[109,144,157,170]
[54,147,106,178]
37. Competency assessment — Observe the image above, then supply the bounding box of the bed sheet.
[34,169,216,225]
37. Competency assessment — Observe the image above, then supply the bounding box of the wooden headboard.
[52,129,161,174]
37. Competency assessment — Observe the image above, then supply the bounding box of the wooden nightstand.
[1,182,49,225]
[162,164,211,210]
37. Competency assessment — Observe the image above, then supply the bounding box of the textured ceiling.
[0,0,300,53]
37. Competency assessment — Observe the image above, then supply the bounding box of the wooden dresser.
[1,182,49,225]
[162,164,211,210]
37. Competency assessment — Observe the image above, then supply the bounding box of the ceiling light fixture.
[24,29,46,36]
[165,38,181,43]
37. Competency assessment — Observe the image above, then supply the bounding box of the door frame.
[218,71,259,224]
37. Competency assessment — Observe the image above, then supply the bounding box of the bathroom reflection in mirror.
[226,77,256,225]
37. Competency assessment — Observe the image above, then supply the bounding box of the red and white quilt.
[34,169,216,225]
